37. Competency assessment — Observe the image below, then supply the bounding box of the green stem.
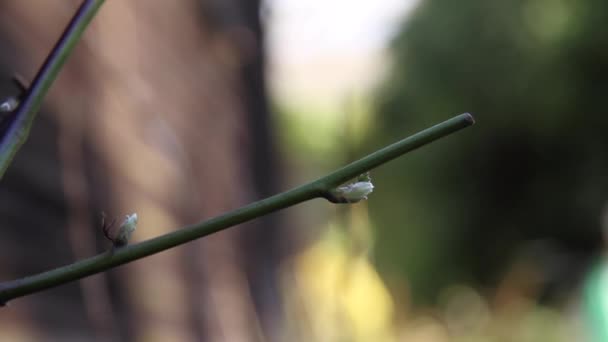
[0,113,474,305]
[0,0,105,178]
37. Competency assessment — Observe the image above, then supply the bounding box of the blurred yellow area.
[282,219,396,342]
[283,236,580,342]
[278,203,581,342]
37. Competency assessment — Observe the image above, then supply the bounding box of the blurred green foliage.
[368,0,608,305]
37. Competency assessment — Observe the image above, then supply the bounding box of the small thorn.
[101,212,117,243]
[11,74,28,94]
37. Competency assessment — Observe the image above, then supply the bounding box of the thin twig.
[0,0,105,178]
[0,113,475,305]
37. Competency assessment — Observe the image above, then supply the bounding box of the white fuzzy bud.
[0,97,19,113]
[114,213,138,246]
[329,180,374,203]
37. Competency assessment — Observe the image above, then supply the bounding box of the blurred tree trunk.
[0,1,283,341]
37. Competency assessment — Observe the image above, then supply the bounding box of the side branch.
[0,0,105,178]
[0,113,475,305]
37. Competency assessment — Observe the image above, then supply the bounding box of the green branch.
[0,113,474,305]
[0,0,105,178]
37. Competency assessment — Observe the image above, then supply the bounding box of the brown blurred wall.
[0,1,282,341]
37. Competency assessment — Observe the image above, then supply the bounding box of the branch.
[0,0,105,178]
[0,113,475,305]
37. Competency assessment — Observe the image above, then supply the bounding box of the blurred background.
[0,0,607,341]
